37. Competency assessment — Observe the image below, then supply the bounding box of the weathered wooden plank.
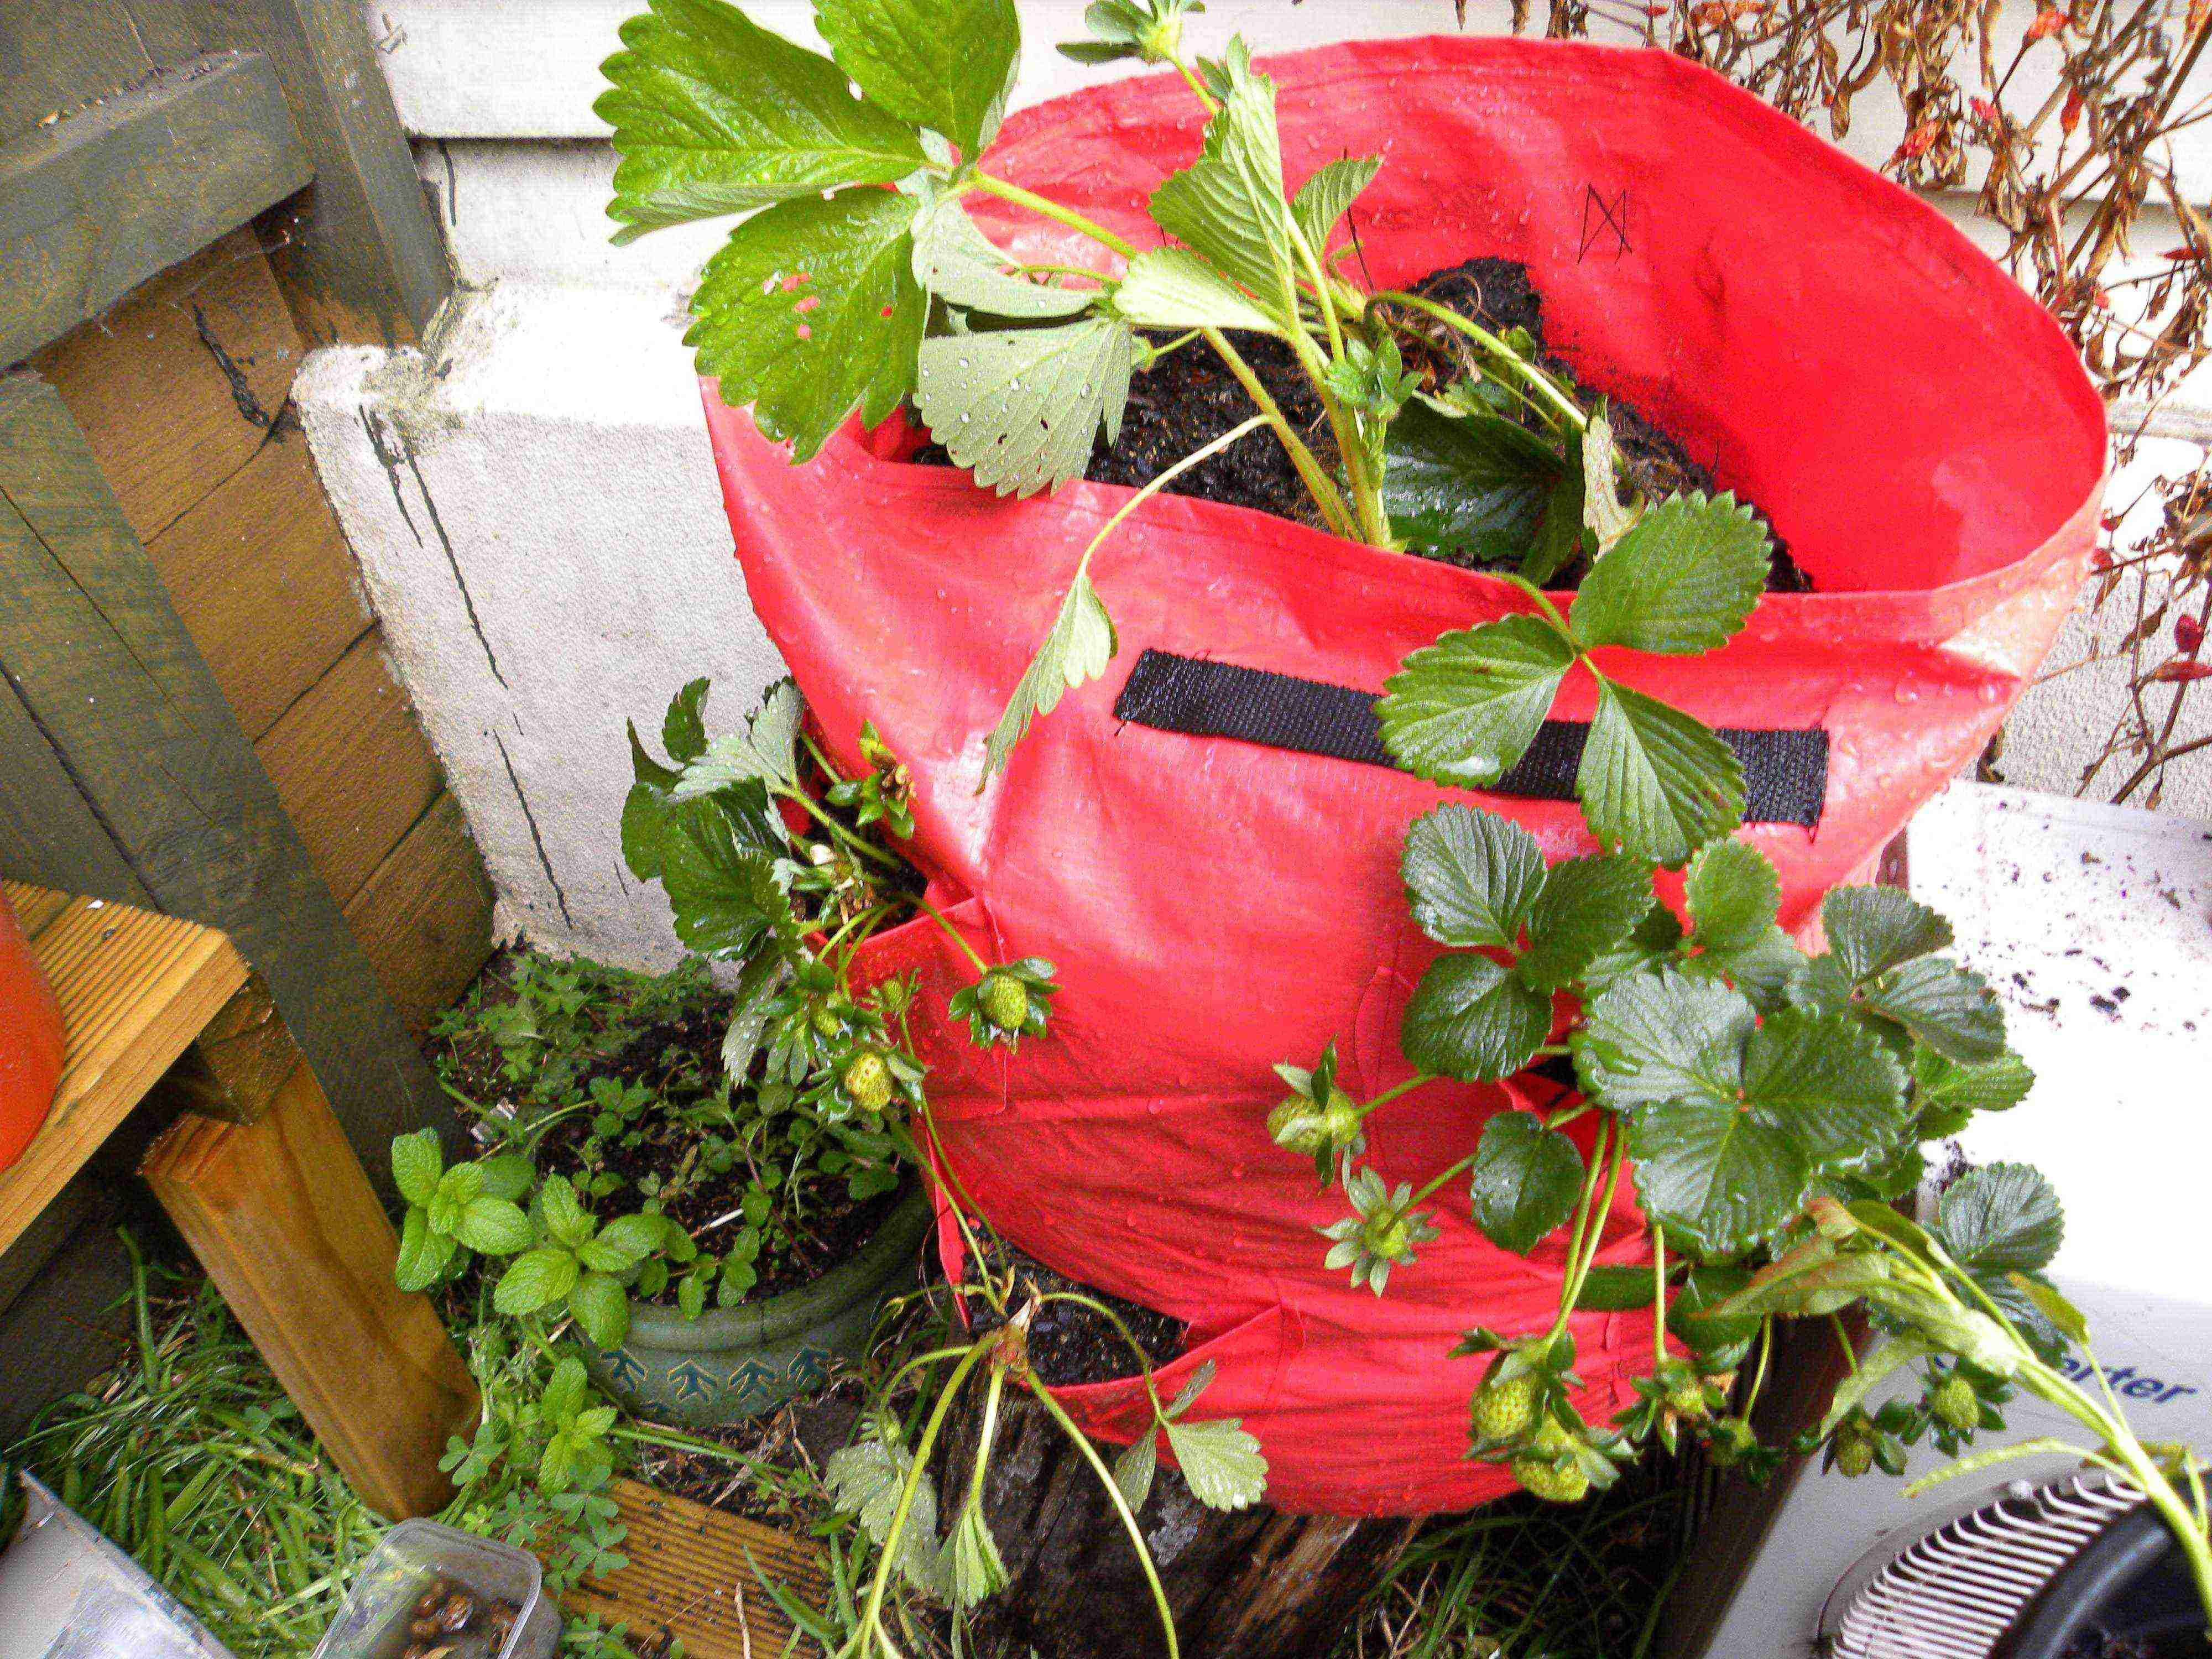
[145,435,372,740]
[140,1052,481,1520]
[0,1207,134,1443]
[343,791,495,1039]
[562,1478,826,1659]
[0,372,453,1183]
[0,671,145,902]
[180,0,453,346]
[0,0,162,148]
[0,50,314,366]
[34,226,303,545]
[0,886,250,1259]
[259,628,442,905]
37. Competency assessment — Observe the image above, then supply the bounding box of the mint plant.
[601,0,1778,862]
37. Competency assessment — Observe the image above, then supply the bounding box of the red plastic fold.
[700,38,2104,1514]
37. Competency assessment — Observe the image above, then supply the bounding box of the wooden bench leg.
[140,1050,479,1520]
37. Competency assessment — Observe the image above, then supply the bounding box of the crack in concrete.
[494,724,573,929]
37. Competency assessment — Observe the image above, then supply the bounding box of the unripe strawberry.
[842,1050,893,1113]
[1833,1420,1875,1478]
[1471,1372,1540,1442]
[1366,1211,1414,1262]
[1932,1375,1979,1431]
[811,1003,844,1039]
[1268,1096,1329,1155]
[1666,1382,1709,1421]
[978,971,1030,1032]
[1320,1088,1362,1147]
[1512,1444,1589,1504]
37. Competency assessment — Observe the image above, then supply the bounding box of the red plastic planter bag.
[0,884,64,1173]
[700,38,2105,1515]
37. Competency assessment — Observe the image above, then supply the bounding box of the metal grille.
[1828,1474,2143,1658]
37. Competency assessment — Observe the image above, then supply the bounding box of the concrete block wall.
[299,0,2212,967]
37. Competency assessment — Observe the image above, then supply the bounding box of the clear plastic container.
[309,1520,559,1659]
[1,1474,234,1659]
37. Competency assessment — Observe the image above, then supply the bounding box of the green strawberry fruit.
[842,1050,894,1113]
[1471,1372,1541,1442]
[1833,1422,1875,1478]
[1512,1451,1589,1504]
[811,1003,845,1039]
[1666,1383,1709,1421]
[978,971,1031,1032]
[1321,1088,1363,1146]
[1932,1375,1979,1431]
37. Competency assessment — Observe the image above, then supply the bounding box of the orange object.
[0,885,64,1171]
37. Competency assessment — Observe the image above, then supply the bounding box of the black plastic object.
[2000,1506,2212,1659]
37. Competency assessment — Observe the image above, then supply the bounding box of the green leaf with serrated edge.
[1913,1047,2034,1114]
[1573,1262,1668,1311]
[909,190,1094,318]
[478,1154,533,1203]
[1684,838,1778,956]
[1468,1112,1584,1254]
[1379,615,1574,789]
[1626,1099,1808,1258]
[1568,493,1769,655]
[1716,925,1807,1013]
[1572,969,1751,1113]
[1148,42,1298,301]
[722,952,787,1078]
[1165,1359,1217,1420]
[984,567,1116,776]
[1578,413,1636,554]
[1861,958,2005,1064]
[597,0,926,239]
[663,676,711,763]
[915,314,1136,497]
[1401,953,1552,1083]
[1113,1429,1159,1511]
[629,719,681,790]
[537,1173,592,1249]
[1581,900,1683,992]
[1114,248,1282,334]
[494,1246,579,1315]
[942,1494,1010,1606]
[1739,1008,1908,1175]
[673,678,802,801]
[1517,854,1654,994]
[2009,1272,2088,1347]
[455,1197,535,1256]
[1578,679,1744,868]
[1934,1163,2063,1276]
[392,1129,442,1207]
[1161,1416,1267,1510]
[1380,402,1562,565]
[623,782,672,883]
[1668,1264,1759,1355]
[1290,155,1381,249]
[570,1271,632,1348]
[815,0,1018,158]
[660,800,796,960]
[593,1213,664,1268]
[395,1209,453,1292]
[827,1434,947,1597]
[1400,805,1545,950]
[1823,887,1953,984]
[1820,1336,1934,1435]
[689,186,924,461]
[1522,428,1589,587]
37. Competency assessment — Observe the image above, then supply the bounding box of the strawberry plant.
[599,0,1780,864]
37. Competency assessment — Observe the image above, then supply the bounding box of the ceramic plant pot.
[583,1188,930,1427]
[0,886,63,1173]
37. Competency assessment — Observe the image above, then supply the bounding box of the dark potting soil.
[2059,1634,2212,1658]
[442,953,903,1308]
[953,1232,1188,1387]
[911,254,1808,592]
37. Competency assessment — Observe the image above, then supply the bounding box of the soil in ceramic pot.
[912,255,1810,594]
[957,1233,1186,1387]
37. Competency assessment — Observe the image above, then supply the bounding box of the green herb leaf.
[1114,248,1282,333]
[1290,155,1381,249]
[1685,838,1778,956]
[569,1271,632,1348]
[689,186,925,461]
[1401,953,1553,1083]
[395,1209,455,1292]
[815,0,1019,158]
[391,1128,443,1207]
[1627,1099,1808,1258]
[1578,679,1744,868]
[1517,854,1655,995]
[1468,1112,1584,1254]
[1739,1008,1908,1174]
[1400,805,1545,951]
[588,1213,665,1272]
[1934,1162,2063,1276]
[1147,41,1298,303]
[827,1433,947,1597]
[455,1197,536,1256]
[1380,402,1563,565]
[1113,1430,1158,1511]
[494,1246,581,1316]
[1861,958,2005,1064]
[1161,1416,1267,1511]
[662,677,712,764]
[1573,969,1752,1112]
[984,568,1116,776]
[1379,615,1575,789]
[537,1173,594,1250]
[915,314,1136,497]
[943,1494,1011,1605]
[722,951,788,1078]
[1568,493,1769,655]
[620,781,672,883]
[1822,888,1953,984]
[910,190,1094,317]
[598,0,926,238]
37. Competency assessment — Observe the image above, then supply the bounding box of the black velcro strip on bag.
[1112,648,1829,828]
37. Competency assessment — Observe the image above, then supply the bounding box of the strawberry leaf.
[984,568,1117,776]
[1468,1112,1584,1254]
[915,314,1136,496]
[1684,838,1779,956]
[815,0,1020,159]
[1568,492,1769,655]
[1379,615,1575,789]
[1380,403,1562,565]
[1627,1099,1808,1259]
[1578,679,1744,867]
[1517,854,1655,994]
[1401,954,1552,1083]
[1400,805,1545,951]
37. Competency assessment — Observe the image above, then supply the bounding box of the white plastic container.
[0,1473,234,1659]
[310,1520,560,1659]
